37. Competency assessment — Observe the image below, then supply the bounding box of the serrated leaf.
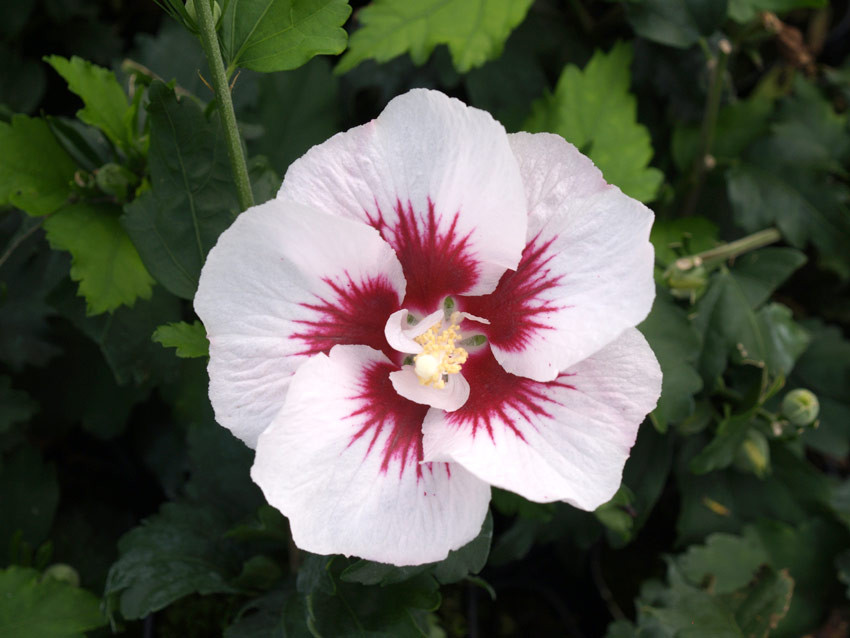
[639,288,704,428]
[44,55,132,151]
[44,203,154,315]
[623,0,729,49]
[0,566,106,638]
[122,81,238,299]
[679,531,770,594]
[726,81,850,279]
[525,42,663,202]
[0,115,75,216]
[727,566,794,638]
[221,0,351,73]
[152,320,209,358]
[224,583,311,638]
[337,0,533,74]
[104,502,238,620]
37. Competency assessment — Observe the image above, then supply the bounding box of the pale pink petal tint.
[195,88,661,566]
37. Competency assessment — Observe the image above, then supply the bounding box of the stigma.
[412,312,468,389]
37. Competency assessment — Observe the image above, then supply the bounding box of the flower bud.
[185,0,222,24]
[734,429,770,478]
[42,563,81,587]
[665,264,708,300]
[95,163,138,202]
[781,388,819,427]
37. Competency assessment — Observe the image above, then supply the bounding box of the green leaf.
[44,55,132,151]
[689,408,758,475]
[678,530,770,594]
[44,203,154,315]
[247,58,341,175]
[337,0,533,74]
[728,0,827,23]
[727,566,794,638]
[691,248,807,385]
[0,445,60,549]
[639,288,704,428]
[104,502,238,620]
[726,81,850,279]
[0,566,106,638]
[52,284,180,386]
[622,0,729,49]
[221,0,351,73]
[755,303,810,378]
[0,115,75,216]
[152,320,209,358]
[524,42,663,202]
[224,583,311,638]
[122,81,238,300]
[301,556,441,637]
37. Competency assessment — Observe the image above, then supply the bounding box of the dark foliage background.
[2,0,850,636]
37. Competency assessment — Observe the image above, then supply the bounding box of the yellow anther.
[412,317,468,388]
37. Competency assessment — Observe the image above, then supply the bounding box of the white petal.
[194,199,406,448]
[278,89,527,311]
[422,330,661,510]
[462,132,655,381]
[384,308,443,354]
[390,367,470,412]
[252,345,491,566]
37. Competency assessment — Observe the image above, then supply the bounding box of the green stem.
[674,228,782,271]
[683,38,732,216]
[193,0,254,212]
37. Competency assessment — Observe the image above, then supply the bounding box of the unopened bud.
[734,429,770,478]
[666,264,708,299]
[781,388,819,426]
[95,163,138,202]
[185,0,222,24]
[42,563,80,587]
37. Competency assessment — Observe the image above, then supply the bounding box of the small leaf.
[44,203,154,315]
[0,115,75,216]
[678,531,770,594]
[689,408,758,475]
[44,55,133,151]
[525,42,663,202]
[221,0,351,73]
[337,0,533,74]
[152,321,209,358]
[0,566,106,637]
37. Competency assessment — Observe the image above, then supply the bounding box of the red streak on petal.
[367,199,479,312]
[447,349,575,442]
[462,232,565,352]
[291,273,400,358]
[347,360,430,478]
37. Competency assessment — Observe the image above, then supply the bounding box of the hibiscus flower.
[194,89,661,567]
